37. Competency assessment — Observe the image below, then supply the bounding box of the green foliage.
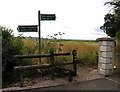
[21,38,37,55]
[1,26,23,87]
[116,30,120,53]
[41,32,65,53]
[100,1,120,37]
[116,30,120,40]
[0,25,99,87]
[41,37,57,54]
[20,38,38,65]
[78,51,98,67]
[2,29,99,87]
[40,32,66,64]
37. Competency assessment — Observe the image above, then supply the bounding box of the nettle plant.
[41,32,65,54]
[41,32,68,64]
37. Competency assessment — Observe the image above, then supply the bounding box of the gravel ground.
[2,66,104,91]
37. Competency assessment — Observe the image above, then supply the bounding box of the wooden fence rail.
[14,52,71,58]
[14,50,77,82]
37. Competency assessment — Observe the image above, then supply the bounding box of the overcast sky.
[0,0,111,40]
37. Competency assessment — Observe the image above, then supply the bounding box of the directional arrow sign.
[17,25,38,32]
[41,14,56,20]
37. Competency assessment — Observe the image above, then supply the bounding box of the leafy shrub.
[39,32,66,64]
[1,26,23,87]
[116,30,120,53]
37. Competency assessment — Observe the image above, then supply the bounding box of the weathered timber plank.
[14,64,51,71]
[14,52,71,59]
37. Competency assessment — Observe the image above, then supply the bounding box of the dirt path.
[2,66,104,91]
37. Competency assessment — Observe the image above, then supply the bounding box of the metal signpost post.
[38,11,41,63]
[38,11,56,63]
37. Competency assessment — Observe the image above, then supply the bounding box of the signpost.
[41,14,56,20]
[17,11,56,63]
[17,25,38,32]
[38,11,56,63]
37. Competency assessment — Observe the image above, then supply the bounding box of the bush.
[116,30,120,53]
[1,26,23,87]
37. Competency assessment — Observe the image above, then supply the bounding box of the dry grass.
[3,39,99,88]
[21,39,99,67]
[62,41,99,67]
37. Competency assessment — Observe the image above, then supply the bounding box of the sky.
[0,0,111,40]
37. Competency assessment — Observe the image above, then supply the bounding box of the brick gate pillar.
[97,37,116,76]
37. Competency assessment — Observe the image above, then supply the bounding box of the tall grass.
[8,39,99,87]
[63,41,99,67]
[21,38,99,67]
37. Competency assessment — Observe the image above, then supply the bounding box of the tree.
[100,1,120,37]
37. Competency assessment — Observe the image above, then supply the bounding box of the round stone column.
[97,37,115,76]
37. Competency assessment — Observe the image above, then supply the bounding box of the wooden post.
[50,51,55,80]
[72,50,77,76]
[19,74,24,87]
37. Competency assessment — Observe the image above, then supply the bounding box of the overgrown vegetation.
[2,26,99,88]
[62,41,98,67]
[1,26,23,87]
[116,30,120,53]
